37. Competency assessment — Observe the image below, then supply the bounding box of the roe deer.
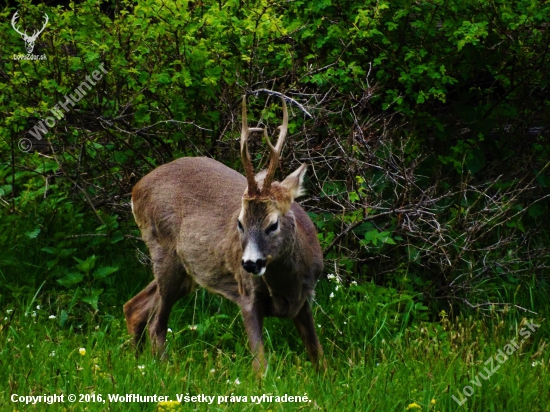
[124,95,324,372]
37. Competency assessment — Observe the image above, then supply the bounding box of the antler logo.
[11,11,49,54]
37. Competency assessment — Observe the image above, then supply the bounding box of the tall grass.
[1,264,548,411]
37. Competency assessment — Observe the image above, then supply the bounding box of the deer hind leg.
[124,243,195,357]
[292,300,325,370]
[149,245,195,357]
[123,279,158,352]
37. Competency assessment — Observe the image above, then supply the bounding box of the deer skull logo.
[11,11,49,54]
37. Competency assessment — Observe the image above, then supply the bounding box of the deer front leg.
[293,300,325,370]
[241,301,266,374]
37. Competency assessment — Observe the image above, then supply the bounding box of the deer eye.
[265,220,279,235]
[237,220,244,232]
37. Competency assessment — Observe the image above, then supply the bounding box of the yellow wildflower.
[431,399,436,405]
[157,401,181,411]
[79,348,86,356]
[406,402,422,410]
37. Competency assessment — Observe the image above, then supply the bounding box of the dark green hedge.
[1,0,549,312]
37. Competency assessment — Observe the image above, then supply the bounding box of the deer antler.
[11,11,28,38]
[29,13,49,41]
[261,97,288,196]
[240,95,264,197]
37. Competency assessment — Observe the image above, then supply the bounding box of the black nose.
[241,258,267,275]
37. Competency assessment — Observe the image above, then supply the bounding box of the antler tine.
[31,13,49,39]
[240,95,263,197]
[11,11,27,37]
[261,97,288,196]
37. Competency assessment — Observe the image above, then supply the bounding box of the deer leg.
[293,300,325,369]
[147,248,195,357]
[124,242,194,357]
[123,280,158,352]
[241,302,266,374]
[148,275,195,357]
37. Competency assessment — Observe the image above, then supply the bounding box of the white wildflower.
[329,292,334,299]
[49,315,56,319]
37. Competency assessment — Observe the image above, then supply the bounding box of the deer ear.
[281,163,307,201]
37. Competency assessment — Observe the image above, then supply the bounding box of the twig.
[434,296,539,315]
[65,233,143,241]
[250,89,313,118]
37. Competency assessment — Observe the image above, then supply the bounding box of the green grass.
[1,274,549,412]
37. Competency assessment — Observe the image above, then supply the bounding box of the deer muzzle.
[242,258,267,276]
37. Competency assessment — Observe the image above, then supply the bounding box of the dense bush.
[1,0,549,316]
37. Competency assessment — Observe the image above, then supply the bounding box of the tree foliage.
[1,0,549,314]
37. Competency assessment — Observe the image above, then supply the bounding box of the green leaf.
[135,106,150,123]
[74,255,97,272]
[35,161,59,173]
[81,289,103,311]
[93,266,118,279]
[110,231,124,244]
[59,310,69,328]
[57,272,84,287]
[138,71,150,84]
[25,228,41,239]
[156,72,171,84]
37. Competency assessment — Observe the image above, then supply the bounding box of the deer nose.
[242,258,267,275]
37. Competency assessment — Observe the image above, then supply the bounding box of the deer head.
[11,11,49,54]
[238,95,307,276]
